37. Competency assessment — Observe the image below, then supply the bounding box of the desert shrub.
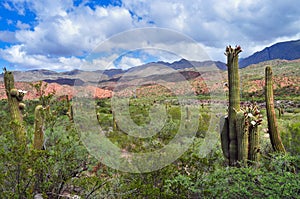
[194,158,300,199]
[282,121,300,156]
[168,106,181,120]
[0,102,93,198]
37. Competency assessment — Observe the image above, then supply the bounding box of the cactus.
[186,106,190,120]
[66,95,74,122]
[113,113,118,131]
[224,45,242,165]
[4,69,26,145]
[265,66,285,153]
[244,103,262,165]
[220,115,229,160]
[236,110,248,164]
[33,105,45,150]
[221,46,262,166]
[3,69,48,151]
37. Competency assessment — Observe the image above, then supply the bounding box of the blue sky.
[0,0,300,71]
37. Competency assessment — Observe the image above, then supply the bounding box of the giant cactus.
[4,68,26,146]
[4,69,47,151]
[265,66,285,153]
[221,46,261,166]
[223,45,242,165]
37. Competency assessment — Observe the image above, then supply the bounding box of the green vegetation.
[1,56,300,198]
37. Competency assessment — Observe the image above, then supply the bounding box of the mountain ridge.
[239,39,300,67]
[1,39,300,84]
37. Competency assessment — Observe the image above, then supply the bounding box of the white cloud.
[13,3,134,57]
[0,44,84,70]
[83,54,119,71]
[122,0,300,59]
[6,19,13,25]
[117,56,144,69]
[2,1,13,11]
[1,0,300,70]
[0,31,17,43]
[141,49,180,63]
[16,20,30,29]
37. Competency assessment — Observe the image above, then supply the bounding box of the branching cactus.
[221,46,262,166]
[3,68,27,145]
[265,66,286,153]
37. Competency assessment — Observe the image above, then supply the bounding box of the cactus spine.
[4,69,26,145]
[265,66,286,153]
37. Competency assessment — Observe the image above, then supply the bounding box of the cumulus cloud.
[0,31,17,43]
[16,20,30,29]
[14,5,135,56]
[123,0,300,59]
[117,56,144,69]
[1,0,300,70]
[0,44,85,70]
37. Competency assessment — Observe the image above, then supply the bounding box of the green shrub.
[282,122,300,155]
[195,162,300,199]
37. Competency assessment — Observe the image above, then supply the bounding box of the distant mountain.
[1,57,299,100]
[1,39,300,85]
[134,59,226,71]
[168,59,194,69]
[102,69,124,78]
[43,78,85,86]
[239,39,300,68]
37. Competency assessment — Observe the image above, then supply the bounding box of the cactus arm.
[236,110,248,164]
[265,66,285,153]
[248,125,259,164]
[220,115,229,159]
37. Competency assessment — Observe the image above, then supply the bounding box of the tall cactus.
[66,95,74,122]
[3,69,47,151]
[33,105,45,150]
[221,46,261,166]
[265,66,285,153]
[3,68,26,146]
[224,45,242,165]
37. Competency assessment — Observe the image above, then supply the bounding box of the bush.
[282,122,300,156]
[195,162,300,199]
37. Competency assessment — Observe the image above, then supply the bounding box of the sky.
[0,0,300,71]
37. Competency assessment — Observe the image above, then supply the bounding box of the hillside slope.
[240,39,300,68]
